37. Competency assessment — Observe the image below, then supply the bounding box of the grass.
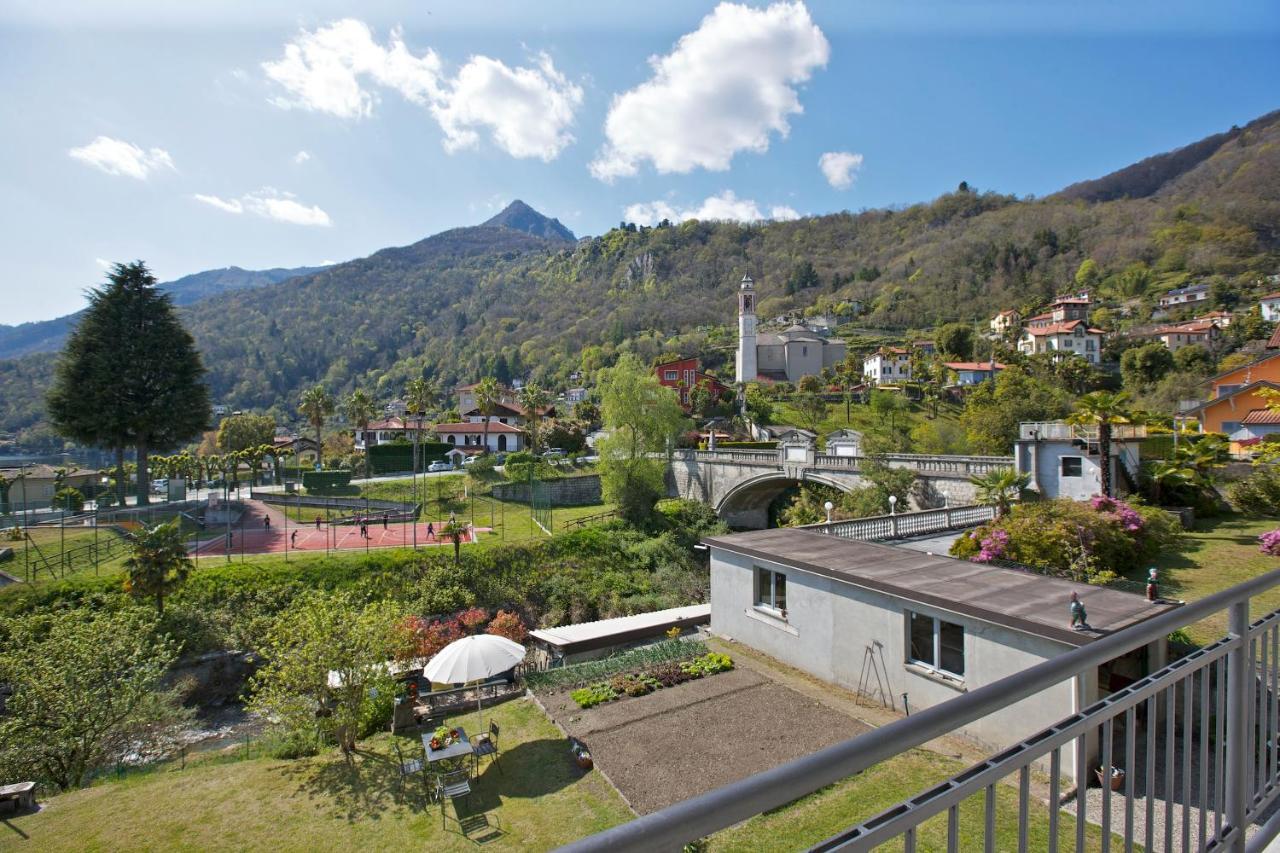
[0,526,130,583]
[4,698,632,852]
[1135,513,1280,645]
[709,748,1120,852]
[771,397,967,451]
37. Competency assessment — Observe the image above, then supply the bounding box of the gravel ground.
[535,666,869,814]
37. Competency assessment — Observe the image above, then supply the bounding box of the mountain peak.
[481,200,576,242]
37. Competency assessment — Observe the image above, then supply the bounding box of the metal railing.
[800,504,996,540]
[560,568,1280,853]
[1020,422,1149,441]
[673,448,1015,477]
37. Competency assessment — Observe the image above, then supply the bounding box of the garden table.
[423,726,473,771]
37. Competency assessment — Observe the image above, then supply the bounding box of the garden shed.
[528,604,710,668]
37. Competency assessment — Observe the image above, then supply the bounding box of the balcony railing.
[1019,421,1149,441]
[560,567,1280,853]
[801,504,995,540]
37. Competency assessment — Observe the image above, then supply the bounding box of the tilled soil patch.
[536,666,869,814]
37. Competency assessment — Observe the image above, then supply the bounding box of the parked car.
[150,478,169,494]
[542,448,566,459]
[427,461,452,473]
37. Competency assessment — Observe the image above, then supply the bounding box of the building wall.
[1199,387,1279,434]
[1210,355,1280,398]
[757,343,786,373]
[438,431,524,453]
[783,341,824,382]
[709,549,1082,781]
[1262,299,1280,323]
[821,340,847,370]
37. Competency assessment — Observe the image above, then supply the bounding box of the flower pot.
[1096,766,1125,791]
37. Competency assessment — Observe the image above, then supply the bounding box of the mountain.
[2,118,1278,446]
[0,264,328,360]
[482,200,576,242]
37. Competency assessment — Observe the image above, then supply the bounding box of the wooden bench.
[0,782,36,813]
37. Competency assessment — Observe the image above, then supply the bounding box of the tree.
[1067,391,1132,497]
[961,365,1072,454]
[298,386,334,468]
[122,519,194,615]
[248,592,406,755]
[1074,259,1101,291]
[743,383,773,424]
[785,261,820,295]
[474,376,501,455]
[216,413,275,454]
[687,384,713,419]
[1173,344,1214,374]
[47,261,211,506]
[598,353,687,525]
[439,517,468,564]
[574,399,601,428]
[404,377,437,500]
[0,608,187,791]
[517,382,551,454]
[343,390,378,478]
[1121,342,1174,388]
[970,468,1031,518]
[797,374,823,394]
[793,392,828,433]
[934,323,975,360]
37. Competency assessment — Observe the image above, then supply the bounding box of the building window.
[664,370,677,381]
[906,610,964,677]
[1061,456,1083,477]
[754,567,787,614]
[802,346,808,357]
[1221,422,1240,435]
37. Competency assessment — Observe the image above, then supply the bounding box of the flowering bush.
[397,615,464,661]
[1260,529,1280,557]
[457,606,489,633]
[951,498,1179,584]
[485,609,528,643]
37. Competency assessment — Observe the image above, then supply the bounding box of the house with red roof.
[1017,320,1104,364]
[654,357,730,410]
[943,361,1006,386]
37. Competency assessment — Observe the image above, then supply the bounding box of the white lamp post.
[823,500,834,523]
[888,494,898,516]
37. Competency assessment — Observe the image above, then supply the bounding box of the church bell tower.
[735,274,757,384]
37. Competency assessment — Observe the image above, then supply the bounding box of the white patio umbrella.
[424,634,526,731]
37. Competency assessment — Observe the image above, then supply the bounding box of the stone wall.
[492,474,602,506]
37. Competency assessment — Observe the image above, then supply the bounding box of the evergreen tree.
[47,261,210,505]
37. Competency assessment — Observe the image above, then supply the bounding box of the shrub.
[264,728,323,759]
[570,682,619,709]
[302,470,352,495]
[1260,529,1280,557]
[1228,466,1280,516]
[681,652,734,677]
[486,609,528,642]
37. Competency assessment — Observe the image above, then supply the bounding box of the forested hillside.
[0,264,327,360]
[2,111,1278,445]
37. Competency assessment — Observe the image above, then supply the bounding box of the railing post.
[1225,600,1249,852]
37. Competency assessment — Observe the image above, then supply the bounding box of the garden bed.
[566,651,733,709]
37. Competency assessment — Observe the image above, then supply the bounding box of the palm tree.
[439,517,468,564]
[343,389,378,478]
[121,519,193,616]
[404,378,437,503]
[298,386,335,468]
[1146,459,1195,506]
[970,468,1031,519]
[1067,390,1132,498]
[517,382,551,454]
[474,377,501,456]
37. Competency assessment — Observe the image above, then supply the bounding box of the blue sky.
[1,0,1277,324]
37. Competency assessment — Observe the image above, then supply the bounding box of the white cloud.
[69,136,176,180]
[193,193,244,214]
[624,191,801,225]
[264,19,581,160]
[193,188,331,227]
[819,151,863,190]
[294,150,312,164]
[432,53,582,160]
[94,258,112,269]
[590,1,829,182]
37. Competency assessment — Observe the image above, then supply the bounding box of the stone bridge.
[667,447,1014,528]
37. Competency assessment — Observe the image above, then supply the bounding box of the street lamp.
[888,494,897,516]
[823,500,834,523]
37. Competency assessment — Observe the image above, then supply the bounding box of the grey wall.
[491,473,602,506]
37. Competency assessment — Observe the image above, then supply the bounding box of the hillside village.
[2,18,1280,852]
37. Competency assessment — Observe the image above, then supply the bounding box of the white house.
[1014,421,1146,500]
[434,421,526,453]
[989,309,1020,336]
[943,361,1006,386]
[705,527,1175,787]
[353,417,432,451]
[863,347,912,385]
[1261,292,1280,323]
[1017,320,1104,364]
[1158,283,1209,309]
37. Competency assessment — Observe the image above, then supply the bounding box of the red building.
[655,357,731,410]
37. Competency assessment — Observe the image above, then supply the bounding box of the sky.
[0,1,1277,324]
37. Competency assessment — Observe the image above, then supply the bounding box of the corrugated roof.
[703,528,1178,647]
[529,604,711,651]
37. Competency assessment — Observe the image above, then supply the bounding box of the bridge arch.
[715,471,861,530]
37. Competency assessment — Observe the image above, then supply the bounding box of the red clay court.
[190,499,487,557]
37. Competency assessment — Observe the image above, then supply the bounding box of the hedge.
[367,442,452,475]
[1142,432,1226,460]
[302,470,352,494]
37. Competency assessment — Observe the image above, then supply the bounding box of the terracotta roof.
[462,401,555,418]
[433,421,525,434]
[1268,326,1280,350]
[943,362,1007,371]
[654,357,697,368]
[1258,292,1280,302]
[1026,312,1054,321]
[1242,408,1280,425]
[1023,320,1103,336]
[995,309,1018,317]
[1153,320,1217,335]
[363,417,432,431]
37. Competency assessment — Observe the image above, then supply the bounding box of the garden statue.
[1146,567,1158,602]
[1069,592,1090,631]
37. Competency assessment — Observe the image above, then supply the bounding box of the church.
[734,275,847,384]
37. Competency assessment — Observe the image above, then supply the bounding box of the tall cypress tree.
[48,261,211,505]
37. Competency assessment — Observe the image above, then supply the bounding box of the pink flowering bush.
[952,497,1179,584]
[1260,529,1280,557]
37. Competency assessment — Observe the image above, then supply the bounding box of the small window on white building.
[906,610,964,677]
[754,567,787,614]
[1061,456,1083,477]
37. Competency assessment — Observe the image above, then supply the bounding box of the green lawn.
[1,526,129,584]
[1137,513,1280,645]
[710,749,1119,852]
[5,699,631,852]
[772,397,967,452]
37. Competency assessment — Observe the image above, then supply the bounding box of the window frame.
[664,370,678,381]
[905,609,965,679]
[753,566,787,616]
[1060,456,1083,478]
